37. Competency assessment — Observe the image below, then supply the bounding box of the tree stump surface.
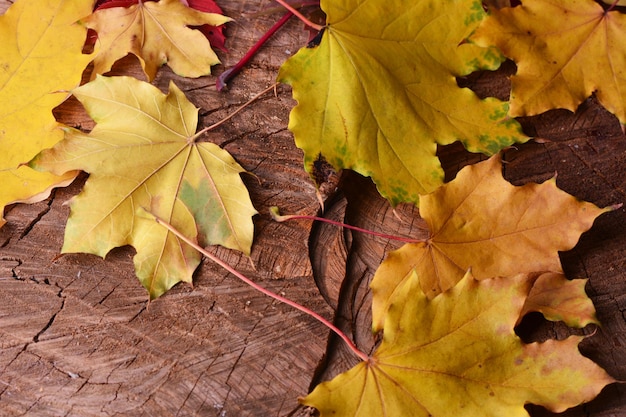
[1,1,625,416]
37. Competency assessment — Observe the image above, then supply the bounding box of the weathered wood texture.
[1,1,626,416]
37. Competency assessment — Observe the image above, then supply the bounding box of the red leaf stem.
[274,0,323,30]
[270,207,424,244]
[216,11,293,91]
[150,211,370,362]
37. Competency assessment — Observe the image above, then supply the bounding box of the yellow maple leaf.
[30,76,257,299]
[278,0,527,205]
[303,272,614,417]
[370,154,612,331]
[0,0,93,227]
[471,0,626,122]
[82,0,231,81]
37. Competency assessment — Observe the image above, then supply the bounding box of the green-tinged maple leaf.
[0,0,93,227]
[82,0,231,81]
[278,0,527,205]
[303,272,614,417]
[370,154,612,330]
[520,272,598,328]
[30,76,257,299]
[471,0,626,122]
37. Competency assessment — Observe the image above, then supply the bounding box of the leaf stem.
[150,212,370,363]
[248,1,320,17]
[270,207,424,244]
[216,11,294,91]
[274,0,324,31]
[192,83,278,141]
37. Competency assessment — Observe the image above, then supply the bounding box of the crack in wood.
[0,257,22,281]
[33,295,65,344]
[17,197,54,241]
[219,127,260,147]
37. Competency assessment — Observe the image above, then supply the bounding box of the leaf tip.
[605,202,623,212]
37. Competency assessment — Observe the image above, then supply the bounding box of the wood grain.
[1,1,625,416]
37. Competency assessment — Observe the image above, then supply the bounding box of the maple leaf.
[471,0,626,122]
[0,0,93,227]
[278,0,527,205]
[29,76,257,299]
[520,272,598,328]
[89,0,228,52]
[370,155,612,331]
[82,0,231,81]
[303,272,614,417]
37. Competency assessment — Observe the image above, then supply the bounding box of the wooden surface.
[1,1,626,416]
